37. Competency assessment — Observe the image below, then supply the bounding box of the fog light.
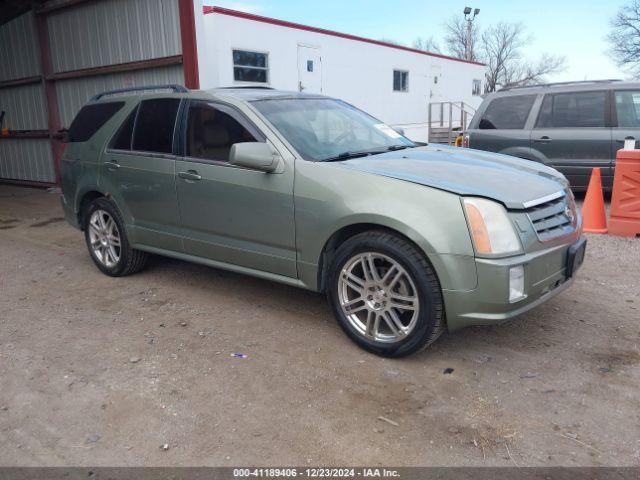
[509,265,526,303]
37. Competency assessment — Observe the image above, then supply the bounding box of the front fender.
[294,161,477,292]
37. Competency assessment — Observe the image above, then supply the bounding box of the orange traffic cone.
[582,167,608,233]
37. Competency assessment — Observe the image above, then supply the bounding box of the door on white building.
[429,63,445,127]
[430,64,443,101]
[297,45,322,93]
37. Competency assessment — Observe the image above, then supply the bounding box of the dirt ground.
[0,184,638,467]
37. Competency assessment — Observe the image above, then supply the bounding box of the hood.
[336,145,567,209]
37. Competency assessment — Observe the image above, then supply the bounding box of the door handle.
[178,170,202,181]
[104,160,120,170]
[533,136,552,143]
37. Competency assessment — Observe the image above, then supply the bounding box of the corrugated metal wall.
[0,83,48,130]
[47,0,182,74]
[0,139,55,183]
[0,12,41,82]
[0,11,53,183]
[48,0,185,133]
[0,0,189,186]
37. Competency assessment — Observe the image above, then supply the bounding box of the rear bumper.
[444,235,586,331]
[61,195,80,230]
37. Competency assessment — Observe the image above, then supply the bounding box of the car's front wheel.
[83,197,148,277]
[327,231,444,357]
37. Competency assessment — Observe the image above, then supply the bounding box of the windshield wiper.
[386,145,412,151]
[321,150,380,162]
[321,144,414,162]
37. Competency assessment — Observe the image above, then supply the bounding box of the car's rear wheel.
[83,197,148,277]
[327,231,444,357]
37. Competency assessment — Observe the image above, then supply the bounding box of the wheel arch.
[316,222,437,294]
[499,146,548,165]
[77,190,106,230]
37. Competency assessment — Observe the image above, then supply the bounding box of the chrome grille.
[525,193,576,242]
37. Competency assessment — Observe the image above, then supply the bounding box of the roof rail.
[90,84,188,101]
[500,79,623,92]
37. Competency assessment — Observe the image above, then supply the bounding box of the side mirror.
[393,126,405,136]
[229,142,281,173]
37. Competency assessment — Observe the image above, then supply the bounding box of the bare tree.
[500,53,567,89]
[412,36,441,53]
[609,0,640,76]
[480,22,567,92]
[481,22,524,91]
[444,15,480,61]
[378,19,565,91]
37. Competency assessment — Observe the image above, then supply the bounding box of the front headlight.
[462,197,522,256]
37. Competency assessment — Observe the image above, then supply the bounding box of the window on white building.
[233,50,269,83]
[472,79,483,96]
[393,70,409,92]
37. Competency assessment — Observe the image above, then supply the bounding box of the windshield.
[251,98,415,161]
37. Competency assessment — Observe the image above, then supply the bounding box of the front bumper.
[444,235,586,331]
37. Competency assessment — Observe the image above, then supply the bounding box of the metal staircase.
[427,101,476,145]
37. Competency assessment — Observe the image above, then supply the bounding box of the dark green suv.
[466,80,640,191]
[60,85,586,357]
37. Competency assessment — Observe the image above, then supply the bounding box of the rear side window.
[110,106,138,150]
[479,95,536,130]
[614,90,640,127]
[132,98,181,154]
[537,91,606,128]
[68,102,124,142]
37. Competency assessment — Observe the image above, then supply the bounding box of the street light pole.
[463,7,480,61]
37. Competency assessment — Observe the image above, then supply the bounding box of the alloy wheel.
[88,209,121,268]
[337,252,420,343]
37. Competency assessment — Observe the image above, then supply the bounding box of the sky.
[203,0,631,82]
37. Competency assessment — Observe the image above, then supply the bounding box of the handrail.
[427,101,476,144]
[90,84,188,101]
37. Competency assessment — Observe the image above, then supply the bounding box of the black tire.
[327,231,444,357]
[83,197,148,277]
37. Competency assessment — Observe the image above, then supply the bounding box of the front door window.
[186,102,260,162]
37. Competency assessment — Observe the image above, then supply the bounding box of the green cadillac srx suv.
[60,85,586,357]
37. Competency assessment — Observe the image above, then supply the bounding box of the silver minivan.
[465,80,640,191]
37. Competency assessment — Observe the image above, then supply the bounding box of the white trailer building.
[199,6,486,142]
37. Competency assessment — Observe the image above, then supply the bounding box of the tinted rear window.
[479,95,536,130]
[68,102,124,142]
[537,91,606,128]
[110,106,138,150]
[132,98,181,154]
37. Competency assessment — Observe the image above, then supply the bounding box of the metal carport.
[0,0,200,187]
